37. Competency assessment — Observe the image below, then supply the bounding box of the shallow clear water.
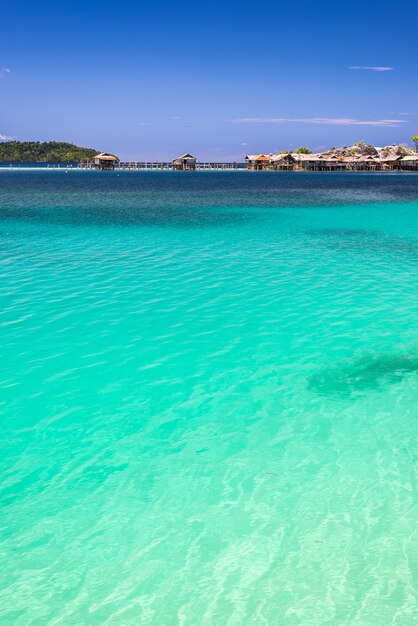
[1,171,418,625]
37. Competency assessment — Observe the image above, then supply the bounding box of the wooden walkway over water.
[77,160,418,172]
[79,161,245,171]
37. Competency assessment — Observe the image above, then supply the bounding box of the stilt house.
[172,154,197,170]
[92,153,119,170]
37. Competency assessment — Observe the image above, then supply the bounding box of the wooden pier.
[78,156,418,172]
[79,160,245,171]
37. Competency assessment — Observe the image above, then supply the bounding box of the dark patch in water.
[307,227,418,258]
[0,204,257,229]
[309,353,418,397]
[1,170,418,228]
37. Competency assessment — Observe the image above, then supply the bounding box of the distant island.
[0,141,99,162]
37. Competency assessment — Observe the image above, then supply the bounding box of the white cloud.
[241,142,249,146]
[349,66,393,72]
[137,122,152,126]
[233,117,406,127]
[0,133,13,140]
[0,67,11,78]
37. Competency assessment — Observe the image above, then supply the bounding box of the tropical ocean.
[1,170,417,626]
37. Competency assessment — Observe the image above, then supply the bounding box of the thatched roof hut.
[245,154,270,170]
[400,155,418,169]
[172,153,197,170]
[269,153,295,170]
[376,154,403,169]
[92,152,119,170]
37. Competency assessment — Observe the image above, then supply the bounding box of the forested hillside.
[0,141,98,162]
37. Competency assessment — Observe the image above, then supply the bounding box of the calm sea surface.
[1,171,418,625]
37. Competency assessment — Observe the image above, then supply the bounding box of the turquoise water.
[1,171,418,625]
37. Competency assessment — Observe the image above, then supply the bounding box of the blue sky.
[1,0,417,160]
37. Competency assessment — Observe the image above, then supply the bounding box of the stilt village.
[81,142,418,172]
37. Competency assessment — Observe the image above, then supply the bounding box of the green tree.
[412,136,418,151]
[0,141,102,162]
[396,145,408,156]
[295,147,311,154]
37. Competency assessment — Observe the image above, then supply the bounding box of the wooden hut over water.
[378,155,403,170]
[400,155,418,170]
[245,154,270,170]
[172,153,197,170]
[292,153,315,170]
[269,153,295,170]
[92,153,119,170]
[354,155,379,170]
